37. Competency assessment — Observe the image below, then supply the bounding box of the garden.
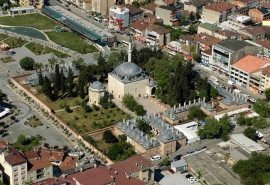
[11,134,43,152]
[0,33,9,41]
[46,32,98,54]
[0,57,15,63]
[25,42,69,58]
[0,13,56,30]
[4,37,28,48]
[25,115,43,127]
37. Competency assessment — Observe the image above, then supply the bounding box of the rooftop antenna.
[128,36,132,63]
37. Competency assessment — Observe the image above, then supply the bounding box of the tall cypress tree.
[67,68,74,96]
[54,64,60,99]
[43,76,52,99]
[60,69,66,93]
[38,73,43,86]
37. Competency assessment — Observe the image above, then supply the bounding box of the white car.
[249,98,256,103]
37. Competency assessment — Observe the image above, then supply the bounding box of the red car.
[168,168,175,174]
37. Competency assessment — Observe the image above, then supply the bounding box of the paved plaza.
[137,97,166,115]
[184,151,242,185]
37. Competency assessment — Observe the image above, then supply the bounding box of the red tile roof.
[202,48,212,55]
[110,155,153,174]
[5,147,26,166]
[130,20,150,31]
[255,38,270,49]
[232,55,270,73]
[24,151,39,160]
[143,13,163,24]
[30,165,147,185]
[193,33,221,47]
[39,150,64,162]
[59,156,77,171]
[0,141,7,150]
[262,65,270,76]
[123,4,143,15]
[262,2,270,9]
[28,158,52,172]
[140,3,158,12]
[163,0,174,5]
[204,2,237,12]
[82,0,91,2]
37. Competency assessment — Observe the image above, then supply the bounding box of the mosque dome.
[114,62,142,77]
[89,81,105,91]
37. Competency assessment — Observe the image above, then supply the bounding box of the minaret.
[128,36,132,63]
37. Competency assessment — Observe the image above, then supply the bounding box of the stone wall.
[10,76,114,165]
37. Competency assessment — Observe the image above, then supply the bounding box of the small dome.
[139,136,145,144]
[144,140,152,148]
[114,62,142,77]
[161,133,173,140]
[130,130,136,138]
[135,132,141,141]
[89,81,104,90]
[121,124,127,131]
[117,122,123,128]
[126,127,132,134]
[153,139,159,145]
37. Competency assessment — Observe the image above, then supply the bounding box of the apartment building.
[0,141,27,185]
[109,5,129,30]
[155,5,178,26]
[260,66,270,92]
[249,6,270,22]
[202,2,237,24]
[19,0,43,9]
[230,55,270,93]
[91,0,115,16]
[232,0,257,15]
[184,0,213,14]
[211,39,261,73]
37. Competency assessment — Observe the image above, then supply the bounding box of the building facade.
[109,5,129,30]
[91,0,115,16]
[19,0,43,9]
[202,2,237,24]
[88,81,105,106]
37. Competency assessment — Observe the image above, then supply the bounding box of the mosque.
[108,39,156,100]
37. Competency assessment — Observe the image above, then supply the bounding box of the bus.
[93,17,102,23]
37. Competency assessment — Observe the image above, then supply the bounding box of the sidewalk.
[111,98,137,118]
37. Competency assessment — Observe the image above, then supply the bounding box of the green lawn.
[56,106,130,134]
[25,117,43,127]
[46,32,98,54]
[263,172,270,184]
[11,135,43,152]
[4,37,28,48]
[0,34,9,41]
[25,42,69,58]
[0,13,56,30]
[0,57,15,63]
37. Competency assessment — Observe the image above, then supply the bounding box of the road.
[46,0,146,50]
[194,64,265,100]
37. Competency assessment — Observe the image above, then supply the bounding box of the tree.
[137,120,151,134]
[188,24,197,35]
[210,87,218,99]
[197,118,220,139]
[132,1,139,7]
[60,69,66,93]
[72,57,85,70]
[199,90,208,100]
[54,64,60,99]
[218,114,232,141]
[236,113,252,126]
[102,130,118,143]
[253,99,270,117]
[17,134,27,145]
[107,52,123,71]
[67,68,74,95]
[118,134,127,141]
[134,105,146,116]
[43,76,52,99]
[162,157,169,166]
[99,96,109,109]
[265,88,270,101]
[19,57,35,70]
[188,106,206,121]
[244,127,257,141]
[178,15,187,26]
[189,12,195,21]
[38,73,44,86]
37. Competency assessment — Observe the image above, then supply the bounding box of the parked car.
[150,155,161,162]
[186,174,193,179]
[174,155,182,161]
[168,168,175,174]
[249,98,256,103]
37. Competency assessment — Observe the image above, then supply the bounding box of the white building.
[109,5,129,30]
[108,39,155,100]
[174,121,200,144]
[88,81,105,106]
[230,134,265,153]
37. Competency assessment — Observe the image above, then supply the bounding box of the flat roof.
[174,121,200,141]
[199,23,221,32]
[171,160,187,167]
[230,133,265,152]
[9,6,35,11]
[214,108,250,120]
[215,39,253,52]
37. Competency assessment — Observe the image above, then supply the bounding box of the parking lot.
[183,151,242,185]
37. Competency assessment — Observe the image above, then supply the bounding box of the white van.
[150,155,161,161]
[93,17,102,23]
[227,80,235,86]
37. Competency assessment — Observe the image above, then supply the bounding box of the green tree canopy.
[102,130,118,143]
[210,87,218,99]
[188,106,206,121]
[19,57,35,70]
[244,127,257,141]
[17,134,27,145]
[253,99,270,117]
[137,119,151,134]
[265,88,270,101]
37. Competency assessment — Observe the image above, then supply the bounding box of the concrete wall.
[203,9,220,24]
[155,7,171,26]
